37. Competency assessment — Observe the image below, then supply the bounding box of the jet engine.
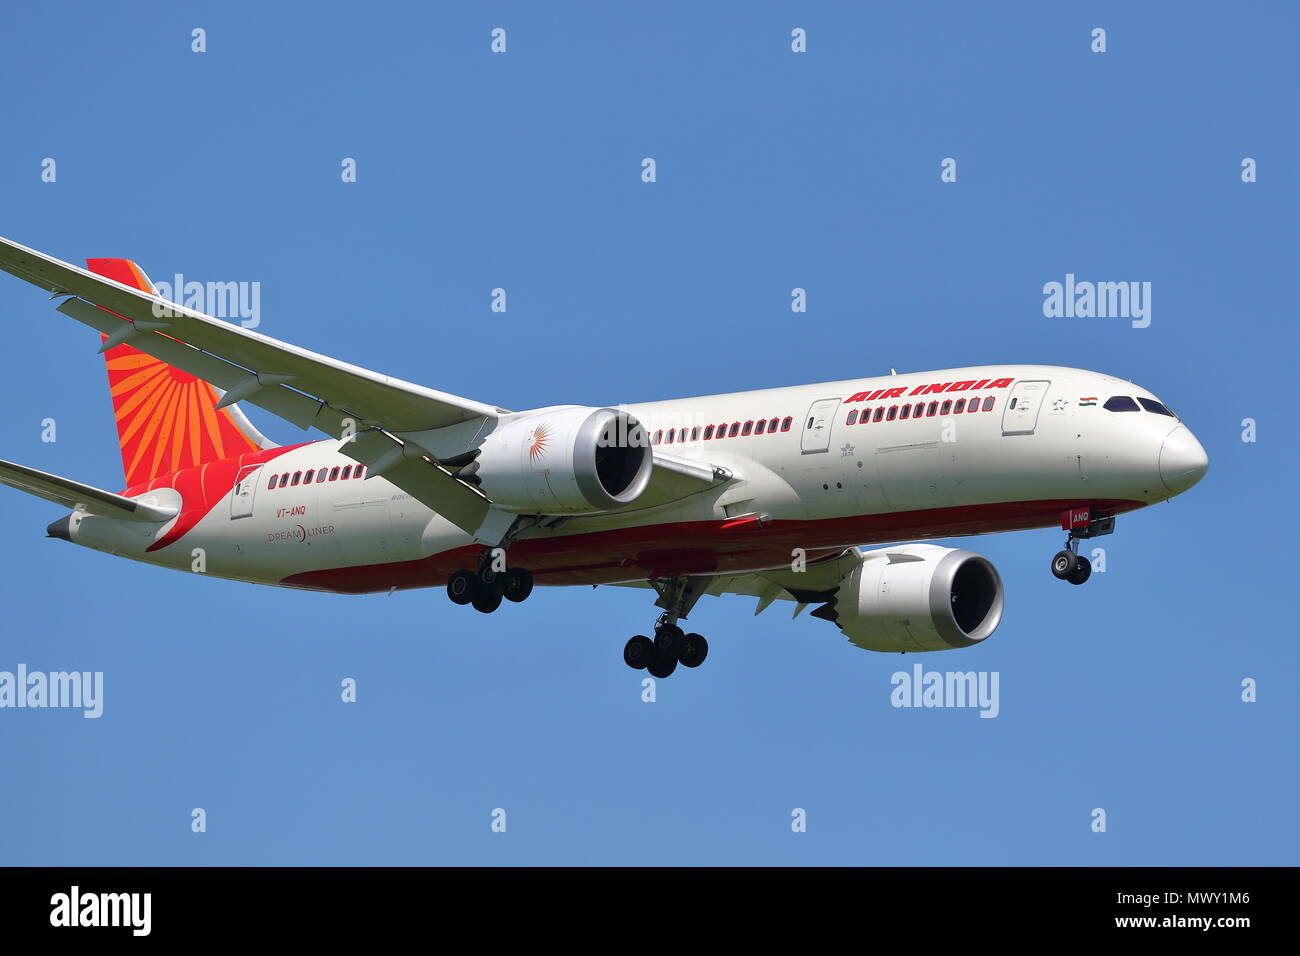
[462,405,653,515]
[817,544,1005,652]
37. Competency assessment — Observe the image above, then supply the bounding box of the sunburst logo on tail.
[528,424,551,461]
[86,257,261,489]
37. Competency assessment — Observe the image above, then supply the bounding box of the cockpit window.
[1138,398,1175,417]
[1103,396,1140,412]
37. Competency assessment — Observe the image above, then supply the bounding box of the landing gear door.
[1001,380,1050,436]
[801,398,842,454]
[231,464,262,519]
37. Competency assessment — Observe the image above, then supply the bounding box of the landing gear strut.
[623,576,712,678]
[1050,514,1115,586]
[446,548,534,613]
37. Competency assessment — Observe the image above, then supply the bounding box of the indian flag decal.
[1079,397,1098,406]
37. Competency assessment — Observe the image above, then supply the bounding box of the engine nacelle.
[469,406,653,515]
[826,544,1004,652]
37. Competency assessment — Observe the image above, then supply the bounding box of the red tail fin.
[86,258,264,488]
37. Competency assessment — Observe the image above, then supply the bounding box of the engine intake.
[822,544,1004,653]
[471,406,653,514]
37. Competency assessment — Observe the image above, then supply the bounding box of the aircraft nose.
[1159,425,1208,494]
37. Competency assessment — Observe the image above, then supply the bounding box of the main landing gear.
[1050,514,1116,586]
[447,550,534,613]
[623,576,712,678]
[623,623,710,678]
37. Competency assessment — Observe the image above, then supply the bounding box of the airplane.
[0,236,1208,679]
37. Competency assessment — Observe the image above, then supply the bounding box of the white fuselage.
[59,365,1206,593]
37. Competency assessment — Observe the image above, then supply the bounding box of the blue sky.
[0,1,1295,865]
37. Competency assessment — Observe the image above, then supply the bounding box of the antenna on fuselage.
[890,368,897,375]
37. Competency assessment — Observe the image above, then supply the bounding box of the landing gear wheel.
[646,649,678,679]
[471,588,502,613]
[1051,551,1076,580]
[623,635,653,670]
[478,564,503,595]
[1067,556,1092,586]
[502,567,534,603]
[654,623,684,654]
[678,633,709,668]
[447,569,477,605]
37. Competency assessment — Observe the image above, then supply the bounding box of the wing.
[0,236,501,534]
[0,236,733,539]
[614,548,864,617]
[637,450,731,509]
[705,548,864,616]
[0,458,177,522]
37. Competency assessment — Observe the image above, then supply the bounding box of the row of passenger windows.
[848,395,996,424]
[651,416,794,445]
[1104,396,1175,416]
[267,464,366,490]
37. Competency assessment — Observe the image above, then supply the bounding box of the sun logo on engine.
[528,424,551,461]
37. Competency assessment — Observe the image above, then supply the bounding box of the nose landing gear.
[1051,543,1092,585]
[1050,513,1115,586]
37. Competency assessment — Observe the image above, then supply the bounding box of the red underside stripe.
[278,497,1146,594]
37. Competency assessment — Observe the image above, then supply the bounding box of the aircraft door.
[801,398,842,454]
[1001,380,1050,436]
[230,464,262,519]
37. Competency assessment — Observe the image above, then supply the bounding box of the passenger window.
[927,402,938,417]
[652,430,662,445]
[291,471,302,486]
[729,423,740,437]
[900,405,911,420]
[667,429,676,443]
[691,427,701,441]
[278,474,290,488]
[704,425,714,440]
[873,407,884,422]
[1138,398,1175,417]
[304,469,314,483]
[267,474,278,490]
[846,410,858,425]
[329,467,340,481]
[954,399,965,414]
[886,406,897,421]
[781,417,793,432]
[354,465,365,478]
[1010,398,1017,409]
[940,400,952,415]
[317,469,328,482]
[769,418,779,433]
[341,466,352,479]
[982,396,995,411]
[967,398,979,413]
[756,419,767,434]
[1104,396,1140,412]
[742,421,753,436]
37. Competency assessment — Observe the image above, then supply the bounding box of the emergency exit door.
[801,398,842,453]
[1001,380,1050,436]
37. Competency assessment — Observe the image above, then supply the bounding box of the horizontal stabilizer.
[0,458,177,523]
